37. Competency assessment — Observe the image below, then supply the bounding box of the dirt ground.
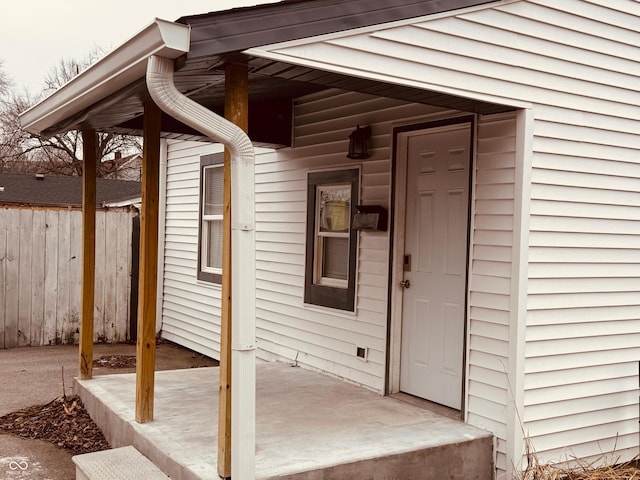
[0,341,217,480]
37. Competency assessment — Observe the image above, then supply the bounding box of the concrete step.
[73,446,170,480]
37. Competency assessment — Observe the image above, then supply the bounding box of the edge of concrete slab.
[75,366,495,480]
[267,436,495,480]
[75,371,220,480]
[75,376,136,448]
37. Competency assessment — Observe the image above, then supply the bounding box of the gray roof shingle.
[0,174,141,207]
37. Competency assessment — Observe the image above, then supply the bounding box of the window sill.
[195,278,222,289]
[302,301,357,318]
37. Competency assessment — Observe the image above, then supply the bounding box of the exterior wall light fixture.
[346,125,372,159]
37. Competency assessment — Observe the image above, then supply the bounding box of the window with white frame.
[198,154,224,283]
[304,168,359,311]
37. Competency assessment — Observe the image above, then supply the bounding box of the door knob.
[400,280,411,289]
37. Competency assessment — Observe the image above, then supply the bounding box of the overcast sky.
[1,0,278,91]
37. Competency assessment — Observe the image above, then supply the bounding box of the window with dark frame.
[304,168,359,311]
[198,153,224,284]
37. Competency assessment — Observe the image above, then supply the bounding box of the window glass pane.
[318,185,350,233]
[205,220,223,269]
[322,237,349,280]
[204,166,224,216]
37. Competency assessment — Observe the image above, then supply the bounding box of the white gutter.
[102,197,142,209]
[20,19,190,135]
[146,54,256,480]
[20,14,256,477]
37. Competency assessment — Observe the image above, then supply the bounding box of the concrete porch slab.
[75,363,493,480]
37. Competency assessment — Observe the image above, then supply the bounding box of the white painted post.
[231,145,256,480]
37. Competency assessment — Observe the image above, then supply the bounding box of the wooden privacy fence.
[0,206,138,348]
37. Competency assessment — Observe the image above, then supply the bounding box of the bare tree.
[0,63,29,173]
[0,60,10,97]
[42,46,105,94]
[0,48,141,177]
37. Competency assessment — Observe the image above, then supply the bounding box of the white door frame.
[387,115,476,406]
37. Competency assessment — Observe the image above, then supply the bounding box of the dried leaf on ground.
[93,354,136,368]
[517,435,640,480]
[0,396,110,455]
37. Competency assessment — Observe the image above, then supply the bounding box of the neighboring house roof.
[102,153,142,181]
[0,173,141,208]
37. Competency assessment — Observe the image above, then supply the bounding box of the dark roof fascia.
[180,0,497,59]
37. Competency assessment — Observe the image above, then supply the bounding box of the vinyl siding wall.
[161,93,454,390]
[161,140,225,356]
[468,111,518,473]
[256,92,453,391]
[251,0,640,475]
[493,1,639,468]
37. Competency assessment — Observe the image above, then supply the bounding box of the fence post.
[129,212,140,342]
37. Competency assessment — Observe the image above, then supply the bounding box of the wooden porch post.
[136,99,162,423]
[79,129,97,380]
[218,61,249,479]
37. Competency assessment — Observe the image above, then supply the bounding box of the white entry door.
[399,122,471,410]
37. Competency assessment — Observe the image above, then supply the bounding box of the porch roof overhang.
[19,0,509,148]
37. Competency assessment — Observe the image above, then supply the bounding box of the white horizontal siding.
[466,112,517,473]
[254,0,640,473]
[154,2,640,477]
[255,92,449,391]
[499,0,640,469]
[501,0,640,469]
[160,140,224,358]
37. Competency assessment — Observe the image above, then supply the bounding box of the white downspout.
[146,54,256,480]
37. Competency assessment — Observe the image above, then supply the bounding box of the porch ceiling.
[33,0,510,147]
[45,54,511,147]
